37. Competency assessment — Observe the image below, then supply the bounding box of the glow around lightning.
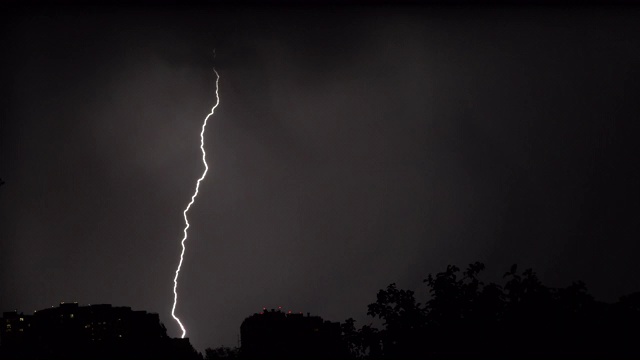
[172,68,220,339]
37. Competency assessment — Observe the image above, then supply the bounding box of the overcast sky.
[2,3,640,351]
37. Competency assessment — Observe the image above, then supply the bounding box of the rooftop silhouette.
[240,308,347,359]
[0,302,199,360]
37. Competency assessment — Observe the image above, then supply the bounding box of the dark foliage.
[345,262,640,359]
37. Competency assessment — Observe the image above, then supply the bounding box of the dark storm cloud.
[2,4,640,352]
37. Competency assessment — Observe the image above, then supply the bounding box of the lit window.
[70,314,74,319]
[19,318,24,322]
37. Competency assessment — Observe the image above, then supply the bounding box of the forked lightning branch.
[172,68,220,339]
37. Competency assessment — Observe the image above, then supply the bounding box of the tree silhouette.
[366,283,425,357]
[344,262,640,359]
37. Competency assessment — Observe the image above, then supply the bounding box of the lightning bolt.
[172,67,220,339]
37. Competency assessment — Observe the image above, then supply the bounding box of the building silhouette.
[1,302,199,360]
[240,308,347,359]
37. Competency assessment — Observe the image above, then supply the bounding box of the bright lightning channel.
[172,68,220,339]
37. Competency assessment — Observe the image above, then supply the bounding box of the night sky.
[2,2,640,352]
